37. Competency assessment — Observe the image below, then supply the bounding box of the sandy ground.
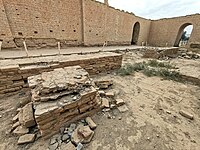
[0,51,200,150]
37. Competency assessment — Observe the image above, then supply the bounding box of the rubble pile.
[27,66,101,137]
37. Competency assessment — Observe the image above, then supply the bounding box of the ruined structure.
[0,0,199,49]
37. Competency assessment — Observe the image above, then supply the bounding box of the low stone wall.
[0,52,122,94]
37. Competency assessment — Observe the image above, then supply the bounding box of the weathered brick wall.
[0,52,122,94]
[148,14,200,47]
[83,0,151,46]
[2,0,83,48]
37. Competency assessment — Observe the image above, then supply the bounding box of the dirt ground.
[0,51,200,150]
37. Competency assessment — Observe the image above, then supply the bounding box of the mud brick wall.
[0,52,122,94]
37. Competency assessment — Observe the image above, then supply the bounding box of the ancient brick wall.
[2,0,83,48]
[148,14,200,47]
[83,0,151,46]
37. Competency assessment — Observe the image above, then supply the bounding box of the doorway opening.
[131,22,140,45]
[174,23,193,47]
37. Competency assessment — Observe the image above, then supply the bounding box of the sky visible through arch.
[96,0,199,34]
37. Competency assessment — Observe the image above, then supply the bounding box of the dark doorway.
[131,22,140,45]
[174,23,193,47]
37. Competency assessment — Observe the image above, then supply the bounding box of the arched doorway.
[131,22,140,45]
[174,23,193,47]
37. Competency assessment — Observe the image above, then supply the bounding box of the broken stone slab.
[115,99,125,107]
[13,126,29,135]
[118,105,129,113]
[71,125,84,145]
[179,110,194,120]
[22,103,36,127]
[18,134,35,145]
[85,117,97,130]
[60,142,76,150]
[78,126,93,139]
[101,98,110,108]
[95,80,113,89]
[62,134,70,141]
[82,131,94,144]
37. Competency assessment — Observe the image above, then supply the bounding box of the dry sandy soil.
[0,51,200,150]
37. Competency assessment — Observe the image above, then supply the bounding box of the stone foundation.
[0,52,122,94]
[28,66,101,137]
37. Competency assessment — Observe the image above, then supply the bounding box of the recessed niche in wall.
[73,30,76,32]
[18,32,23,36]
[1,34,5,36]
[7,41,10,43]
[89,30,92,32]
[16,9,18,10]
[50,30,53,33]
[96,34,98,36]
[17,14,20,16]
[2,10,4,12]
[34,31,38,34]
[62,30,65,32]
[36,17,39,18]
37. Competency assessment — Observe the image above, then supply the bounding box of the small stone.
[50,137,57,145]
[22,103,36,127]
[101,98,109,108]
[95,80,113,89]
[69,123,77,131]
[107,114,112,119]
[60,142,76,150]
[62,134,70,141]
[12,114,19,122]
[60,127,65,134]
[78,126,93,139]
[118,105,129,113]
[48,142,58,150]
[110,104,116,109]
[76,143,84,150]
[18,134,35,145]
[85,117,97,130]
[166,110,171,114]
[98,90,105,97]
[105,92,115,98]
[74,75,82,79]
[13,126,29,135]
[115,99,125,106]
[71,125,84,145]
[0,114,2,118]
[12,121,20,130]
[179,110,194,120]
[82,131,94,144]
[118,117,122,120]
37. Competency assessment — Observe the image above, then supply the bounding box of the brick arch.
[174,23,193,47]
[131,22,140,45]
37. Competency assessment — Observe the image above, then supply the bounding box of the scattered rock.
[85,117,97,130]
[82,131,94,144]
[12,121,20,130]
[77,143,84,150]
[179,110,194,120]
[62,134,70,141]
[115,99,125,106]
[12,114,19,122]
[60,142,76,150]
[48,142,59,150]
[18,134,35,145]
[71,125,84,145]
[118,105,129,113]
[98,90,105,97]
[95,80,113,89]
[0,114,2,118]
[110,104,116,109]
[13,126,29,135]
[166,110,171,114]
[105,92,115,98]
[50,137,57,145]
[101,98,110,108]
[78,126,93,139]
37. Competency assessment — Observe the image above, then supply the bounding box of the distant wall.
[83,0,151,46]
[148,14,200,47]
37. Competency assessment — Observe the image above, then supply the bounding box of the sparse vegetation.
[117,60,182,82]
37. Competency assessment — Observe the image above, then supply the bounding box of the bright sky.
[96,0,200,20]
